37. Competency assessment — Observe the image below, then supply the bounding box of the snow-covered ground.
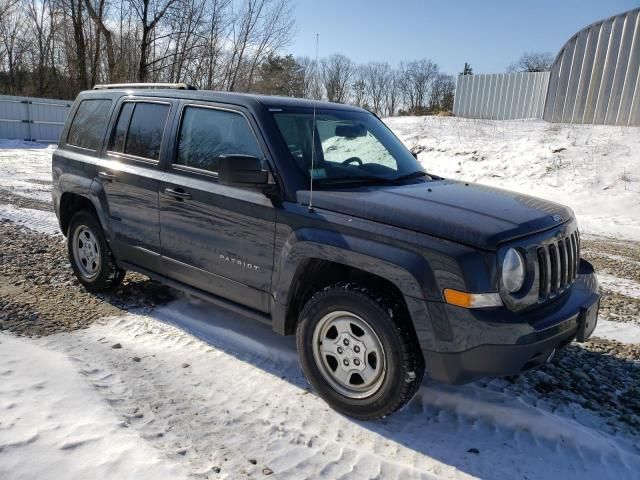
[0,335,187,480]
[1,119,640,479]
[386,117,640,241]
[0,140,55,204]
[2,300,640,480]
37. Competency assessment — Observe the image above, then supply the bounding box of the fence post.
[26,100,32,141]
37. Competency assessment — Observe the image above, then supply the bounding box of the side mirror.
[217,154,269,187]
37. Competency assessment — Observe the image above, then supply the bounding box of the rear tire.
[297,282,424,420]
[67,210,125,292]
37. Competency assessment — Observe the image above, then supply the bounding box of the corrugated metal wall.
[0,95,72,143]
[453,72,550,120]
[544,7,640,125]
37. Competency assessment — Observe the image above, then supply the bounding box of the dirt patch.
[0,189,52,211]
[0,221,175,336]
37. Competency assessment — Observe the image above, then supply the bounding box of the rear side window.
[66,99,112,150]
[110,102,134,152]
[175,106,262,173]
[109,101,170,161]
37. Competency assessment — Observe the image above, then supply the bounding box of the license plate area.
[576,296,599,342]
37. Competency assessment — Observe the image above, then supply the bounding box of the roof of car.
[81,88,368,113]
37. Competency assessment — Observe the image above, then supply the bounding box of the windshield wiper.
[316,175,398,186]
[392,171,431,182]
[315,171,431,188]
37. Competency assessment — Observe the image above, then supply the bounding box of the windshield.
[272,109,425,186]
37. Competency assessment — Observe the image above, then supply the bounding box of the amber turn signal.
[443,289,503,308]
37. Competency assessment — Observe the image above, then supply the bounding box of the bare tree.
[321,53,353,103]
[61,0,89,89]
[295,56,316,99]
[429,72,455,112]
[507,51,553,73]
[24,0,57,94]
[364,61,390,116]
[84,0,118,81]
[0,0,464,121]
[398,58,438,114]
[201,0,232,89]
[127,0,181,82]
[0,1,28,93]
[385,70,400,117]
[352,64,367,107]
[224,0,294,91]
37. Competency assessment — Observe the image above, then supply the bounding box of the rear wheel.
[297,283,424,420]
[67,210,125,292]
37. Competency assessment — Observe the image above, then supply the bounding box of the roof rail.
[92,83,197,90]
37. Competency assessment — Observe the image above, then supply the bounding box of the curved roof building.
[544,8,640,125]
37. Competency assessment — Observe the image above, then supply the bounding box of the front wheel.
[297,283,424,420]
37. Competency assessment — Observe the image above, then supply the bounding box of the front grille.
[536,229,580,301]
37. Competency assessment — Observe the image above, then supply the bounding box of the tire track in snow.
[37,302,640,480]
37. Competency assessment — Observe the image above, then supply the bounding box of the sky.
[288,0,640,74]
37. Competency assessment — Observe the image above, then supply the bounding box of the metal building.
[453,72,550,120]
[544,7,640,126]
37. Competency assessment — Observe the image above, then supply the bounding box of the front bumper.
[422,259,600,384]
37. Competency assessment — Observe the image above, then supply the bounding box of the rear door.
[158,102,276,312]
[97,97,175,272]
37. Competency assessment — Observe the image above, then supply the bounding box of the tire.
[67,210,125,292]
[297,282,425,420]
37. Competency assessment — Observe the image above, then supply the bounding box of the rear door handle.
[164,187,191,201]
[98,171,117,182]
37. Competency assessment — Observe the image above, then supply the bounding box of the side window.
[109,101,170,161]
[67,99,112,150]
[110,102,134,152]
[175,106,262,173]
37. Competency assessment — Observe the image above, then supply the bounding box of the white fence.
[453,72,550,120]
[0,95,72,143]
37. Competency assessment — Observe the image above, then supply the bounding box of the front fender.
[273,227,432,304]
[270,226,442,347]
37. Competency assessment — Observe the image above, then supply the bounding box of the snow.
[595,319,640,343]
[0,140,55,203]
[1,119,640,479]
[0,299,635,480]
[597,273,640,299]
[385,117,640,242]
[0,334,187,480]
[0,204,61,235]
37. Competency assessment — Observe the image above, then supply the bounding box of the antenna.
[308,33,319,213]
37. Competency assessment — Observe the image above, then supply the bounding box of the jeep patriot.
[52,84,600,419]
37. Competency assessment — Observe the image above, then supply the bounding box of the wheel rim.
[312,311,386,399]
[72,224,101,280]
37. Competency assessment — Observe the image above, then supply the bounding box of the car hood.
[297,179,573,250]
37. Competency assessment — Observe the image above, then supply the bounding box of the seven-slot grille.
[536,229,580,301]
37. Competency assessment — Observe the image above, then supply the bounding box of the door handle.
[98,171,117,182]
[164,187,191,200]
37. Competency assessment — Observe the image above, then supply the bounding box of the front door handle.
[164,187,191,201]
[98,171,117,182]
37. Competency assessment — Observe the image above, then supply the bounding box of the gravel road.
[0,220,174,336]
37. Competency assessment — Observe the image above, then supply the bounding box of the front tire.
[67,210,125,292]
[297,283,424,420]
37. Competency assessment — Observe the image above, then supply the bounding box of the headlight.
[502,248,525,293]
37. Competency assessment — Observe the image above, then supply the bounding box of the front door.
[159,103,276,312]
[97,98,173,272]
